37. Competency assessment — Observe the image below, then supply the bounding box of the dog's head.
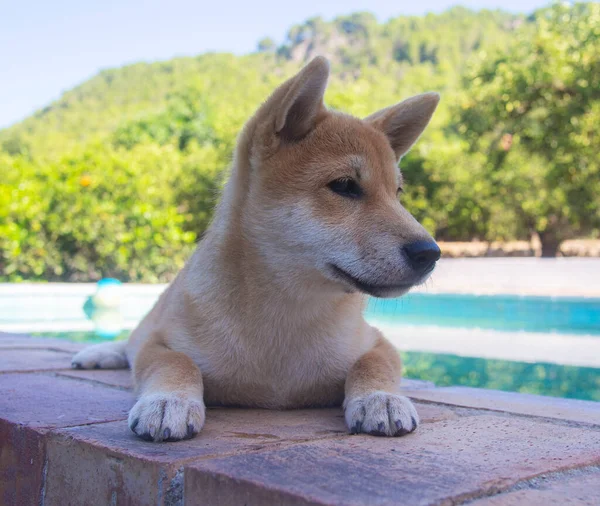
[233,56,440,298]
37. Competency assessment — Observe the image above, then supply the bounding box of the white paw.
[344,391,419,437]
[71,342,128,370]
[128,392,206,442]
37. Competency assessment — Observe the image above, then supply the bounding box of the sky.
[1,0,551,129]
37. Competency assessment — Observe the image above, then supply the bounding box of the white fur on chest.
[180,304,370,406]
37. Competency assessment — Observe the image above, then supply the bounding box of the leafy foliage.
[0,145,196,281]
[1,4,598,281]
[457,3,600,254]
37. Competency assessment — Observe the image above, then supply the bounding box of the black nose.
[403,240,441,272]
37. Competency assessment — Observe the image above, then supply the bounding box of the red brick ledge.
[1,332,599,505]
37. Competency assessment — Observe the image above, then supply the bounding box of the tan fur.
[73,56,440,441]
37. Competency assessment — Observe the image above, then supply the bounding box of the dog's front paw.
[128,392,206,442]
[344,391,419,437]
[71,342,128,370]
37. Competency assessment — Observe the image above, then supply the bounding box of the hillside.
[0,7,520,158]
[273,8,520,70]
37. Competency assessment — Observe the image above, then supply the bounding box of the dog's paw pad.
[128,393,205,442]
[345,391,419,437]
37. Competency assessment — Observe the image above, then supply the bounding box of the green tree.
[0,145,197,282]
[457,3,600,256]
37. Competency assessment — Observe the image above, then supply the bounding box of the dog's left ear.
[365,93,440,160]
[275,56,330,141]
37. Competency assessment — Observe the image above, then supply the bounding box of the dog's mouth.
[328,264,417,297]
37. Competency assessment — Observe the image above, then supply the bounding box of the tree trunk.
[537,230,562,257]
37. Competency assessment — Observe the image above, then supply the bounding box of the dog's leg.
[128,339,206,442]
[71,341,128,370]
[344,332,419,437]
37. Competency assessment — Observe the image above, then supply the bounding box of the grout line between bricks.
[49,370,133,392]
[38,454,49,506]
[0,368,83,375]
[16,417,130,434]
[170,433,354,470]
[409,397,600,429]
[445,463,600,506]
[165,468,184,506]
[0,346,77,353]
[54,417,130,429]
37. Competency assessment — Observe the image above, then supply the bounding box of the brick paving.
[1,332,599,505]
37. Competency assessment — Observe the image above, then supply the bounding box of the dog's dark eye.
[327,178,362,199]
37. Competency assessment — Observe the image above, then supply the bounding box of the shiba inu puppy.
[72,56,441,442]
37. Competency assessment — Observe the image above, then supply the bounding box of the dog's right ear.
[274,56,330,141]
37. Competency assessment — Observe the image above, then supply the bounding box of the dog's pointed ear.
[275,56,330,141]
[365,92,440,160]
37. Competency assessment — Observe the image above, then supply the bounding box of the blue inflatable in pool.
[91,278,123,309]
[87,278,124,338]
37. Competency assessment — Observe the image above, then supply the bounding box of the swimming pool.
[366,293,600,335]
[2,284,599,401]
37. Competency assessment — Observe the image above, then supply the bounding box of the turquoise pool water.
[4,287,599,402]
[366,293,600,335]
